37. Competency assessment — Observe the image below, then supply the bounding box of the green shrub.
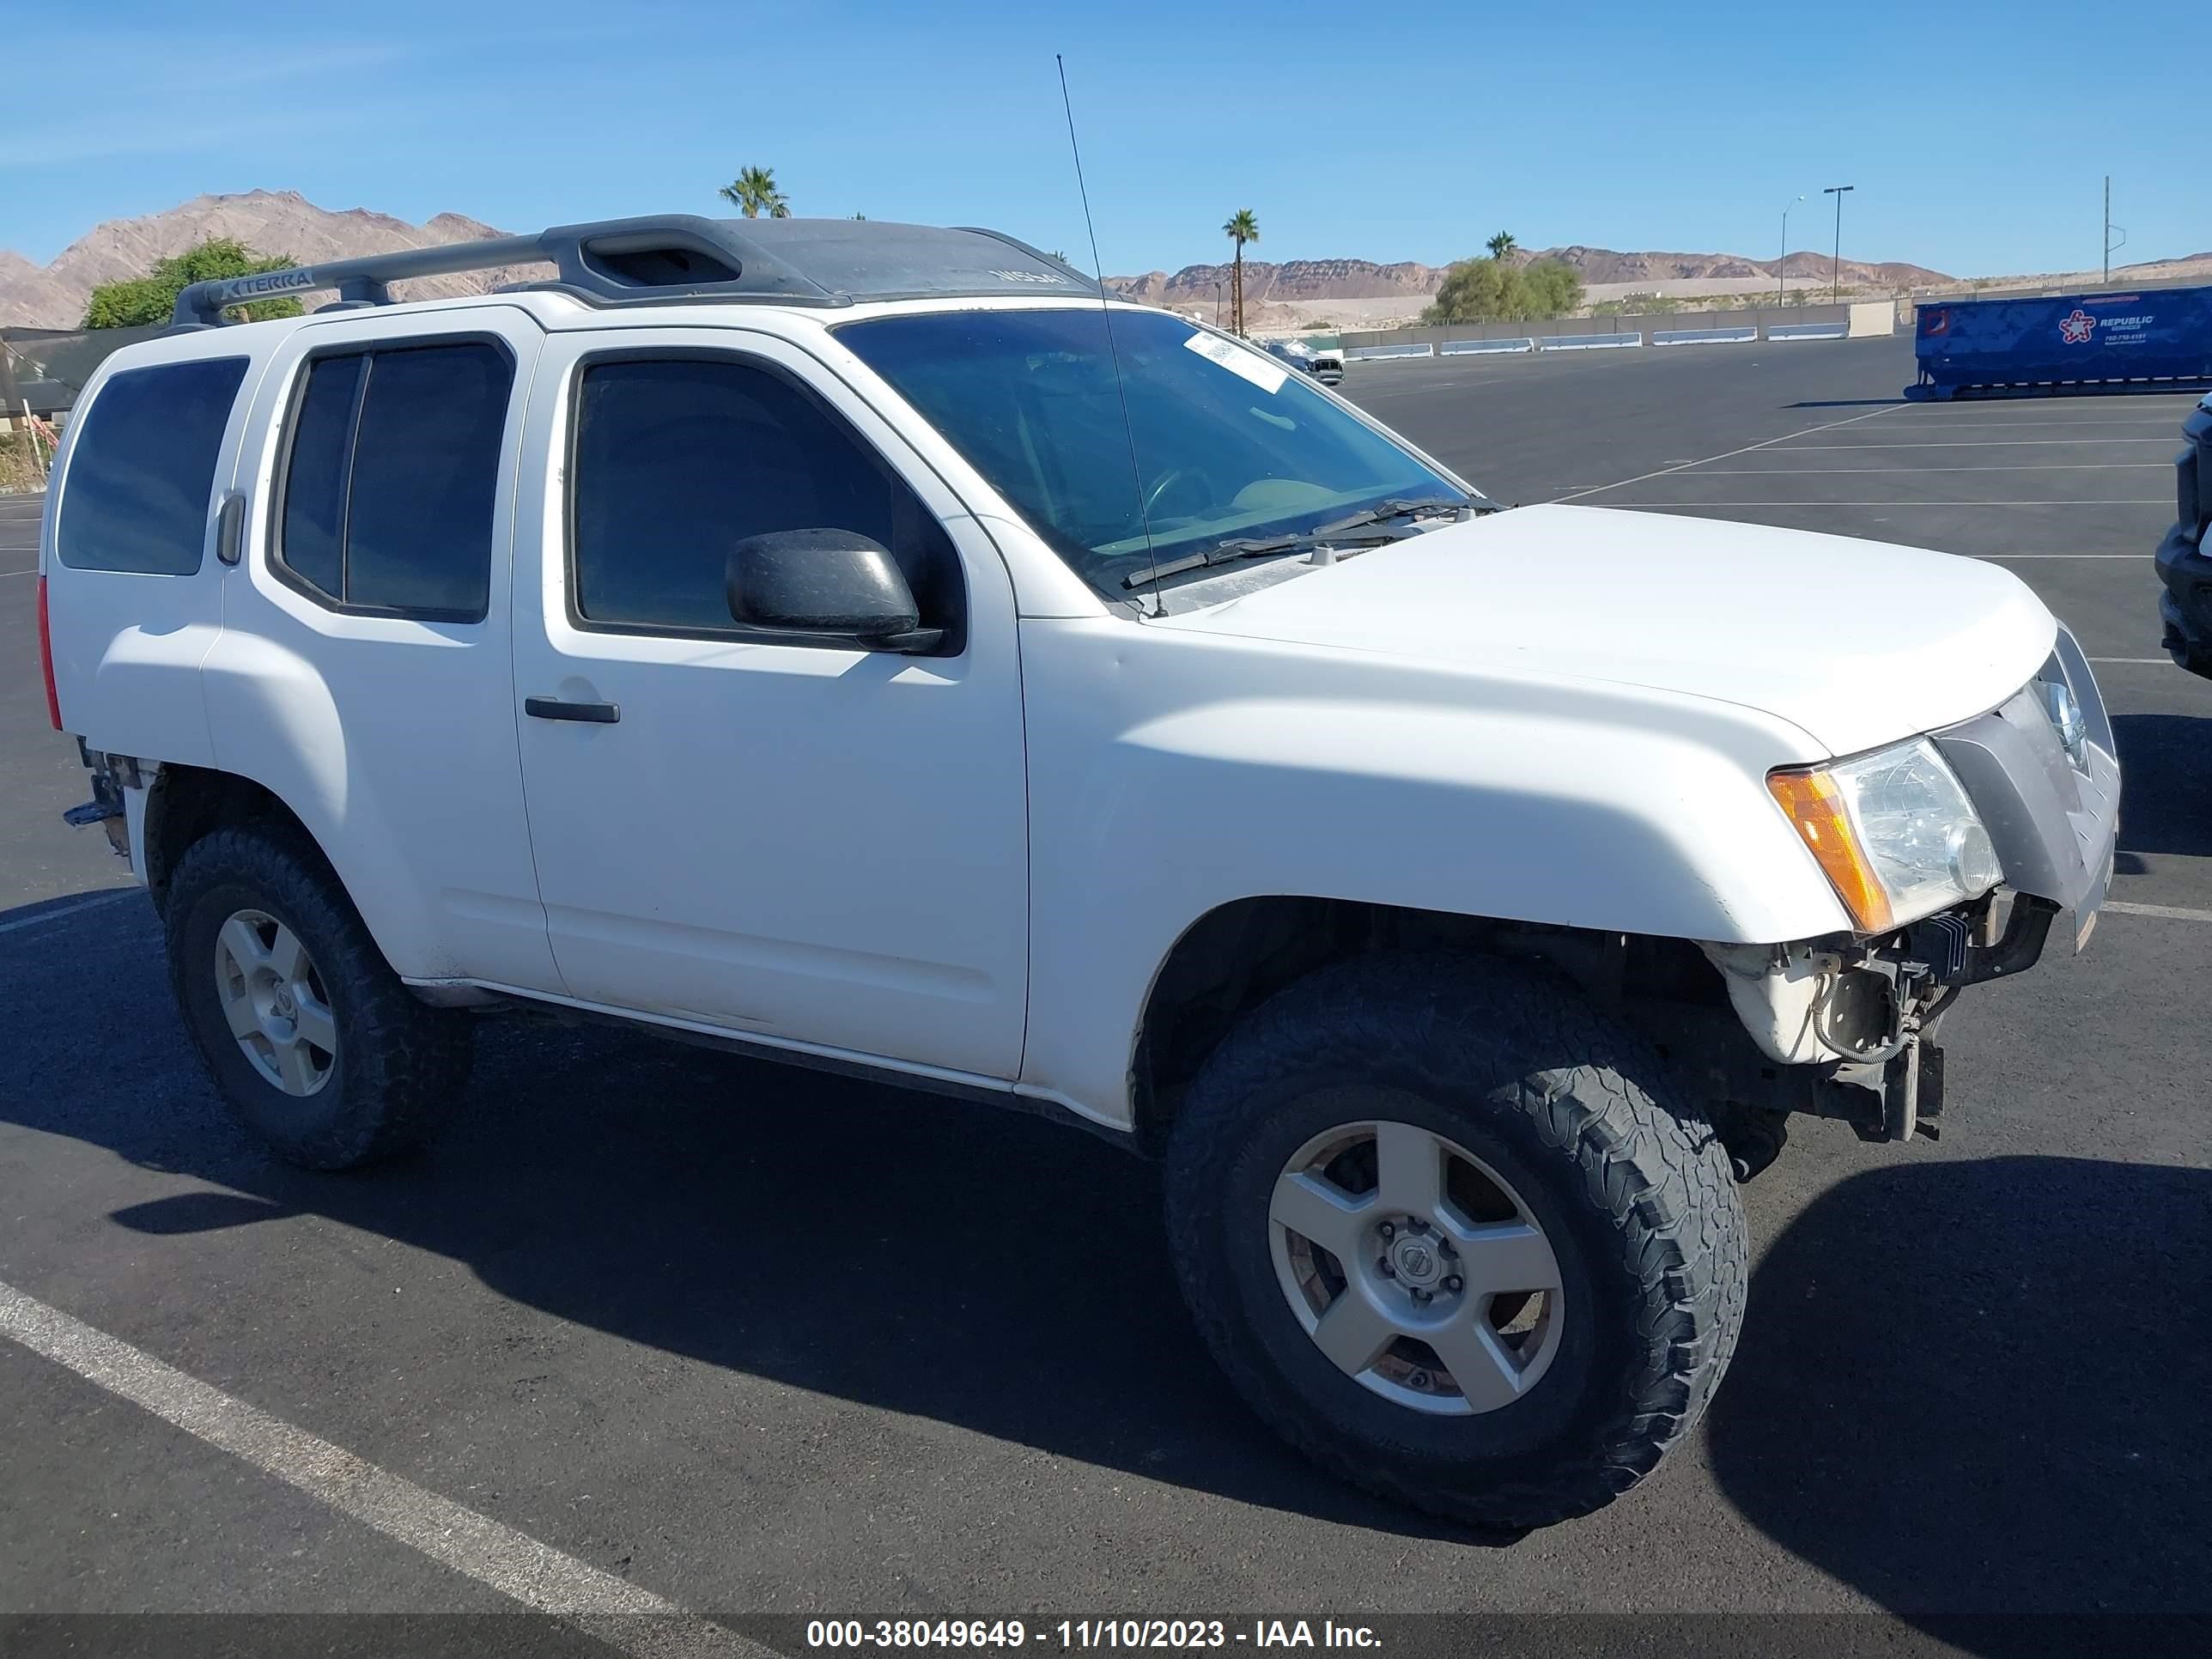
[1423,255,1584,325]
[83,239,303,328]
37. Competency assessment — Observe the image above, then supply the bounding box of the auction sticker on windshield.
[1184,330,1289,394]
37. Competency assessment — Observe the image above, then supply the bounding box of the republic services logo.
[2058,308,2097,344]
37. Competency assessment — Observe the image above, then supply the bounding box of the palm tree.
[1223,209,1260,334]
[719,166,790,219]
[1486,231,1517,262]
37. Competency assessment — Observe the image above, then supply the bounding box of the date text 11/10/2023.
[804,1618,1383,1649]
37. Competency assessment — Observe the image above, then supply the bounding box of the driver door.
[508,327,1030,1080]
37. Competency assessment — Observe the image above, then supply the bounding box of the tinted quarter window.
[58,357,248,574]
[277,353,361,599]
[347,343,508,615]
[570,356,960,639]
[274,341,511,619]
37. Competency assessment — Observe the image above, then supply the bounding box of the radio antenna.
[1056,53,1164,614]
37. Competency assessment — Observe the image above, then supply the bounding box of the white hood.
[1156,503,2057,758]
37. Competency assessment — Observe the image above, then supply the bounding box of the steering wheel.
[1144,467,1201,520]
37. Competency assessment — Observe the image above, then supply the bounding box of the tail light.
[37,574,62,732]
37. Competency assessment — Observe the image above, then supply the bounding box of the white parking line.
[1979,553,2147,559]
[2087,657,2174,665]
[1622,499,2170,507]
[2105,900,2212,923]
[1552,404,1901,501]
[0,1279,761,1658]
[1867,417,2194,431]
[1771,438,2182,449]
[0,890,138,936]
[1687,464,2173,475]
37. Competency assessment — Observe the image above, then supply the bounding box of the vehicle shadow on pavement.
[1708,1153,2211,1638]
[2111,713,2212,861]
[0,891,1495,1544]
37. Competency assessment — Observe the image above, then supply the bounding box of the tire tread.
[164,822,473,1170]
[1164,950,1749,1529]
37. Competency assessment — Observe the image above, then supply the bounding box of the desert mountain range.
[7,189,2199,333]
[0,192,550,329]
[1105,247,1950,312]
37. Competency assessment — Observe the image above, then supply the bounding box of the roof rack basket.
[171,214,1097,329]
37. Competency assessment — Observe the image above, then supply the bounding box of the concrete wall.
[1341,303,1864,349]
[1847,301,1893,337]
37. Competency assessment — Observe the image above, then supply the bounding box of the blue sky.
[5,1,2206,281]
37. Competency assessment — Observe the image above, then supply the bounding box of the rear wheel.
[1164,951,1748,1529]
[166,823,473,1170]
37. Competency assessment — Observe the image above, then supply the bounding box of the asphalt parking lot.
[2,333,2207,1656]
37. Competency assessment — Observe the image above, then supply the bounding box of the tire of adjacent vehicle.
[165,823,475,1170]
[1164,951,1749,1530]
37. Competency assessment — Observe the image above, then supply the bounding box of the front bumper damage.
[1699,629,2119,1155]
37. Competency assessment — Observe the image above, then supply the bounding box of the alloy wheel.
[1267,1116,1565,1414]
[213,908,338,1097]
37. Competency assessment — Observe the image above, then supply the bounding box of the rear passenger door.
[206,308,562,994]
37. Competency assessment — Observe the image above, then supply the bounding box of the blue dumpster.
[1909,286,2212,399]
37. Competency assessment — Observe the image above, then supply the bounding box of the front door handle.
[524,696,621,724]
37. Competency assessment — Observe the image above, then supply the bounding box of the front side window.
[568,355,962,640]
[58,357,249,574]
[836,308,1466,601]
[275,340,511,619]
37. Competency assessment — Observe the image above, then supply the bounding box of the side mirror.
[725,529,940,653]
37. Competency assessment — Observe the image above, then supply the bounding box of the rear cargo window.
[58,357,248,574]
[274,340,511,621]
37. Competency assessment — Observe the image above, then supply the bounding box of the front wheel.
[1164,952,1748,1529]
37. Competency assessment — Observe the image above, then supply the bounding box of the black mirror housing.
[725,529,938,651]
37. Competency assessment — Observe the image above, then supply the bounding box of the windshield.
[836,307,1467,600]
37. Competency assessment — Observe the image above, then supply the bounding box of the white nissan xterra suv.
[38,216,2120,1530]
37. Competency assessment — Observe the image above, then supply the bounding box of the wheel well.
[1130,896,1734,1157]
[142,765,321,916]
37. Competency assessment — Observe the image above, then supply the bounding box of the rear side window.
[275,341,512,620]
[568,355,961,640]
[58,357,248,574]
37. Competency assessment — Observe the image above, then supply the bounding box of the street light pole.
[1823,185,1855,302]
[1214,280,1224,326]
[2103,177,2126,284]
[1779,194,1803,308]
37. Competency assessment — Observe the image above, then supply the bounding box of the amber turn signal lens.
[1766,766,1893,934]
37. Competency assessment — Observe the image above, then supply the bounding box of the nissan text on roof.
[37,215,2120,1528]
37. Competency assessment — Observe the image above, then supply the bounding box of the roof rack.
[170,214,1100,329]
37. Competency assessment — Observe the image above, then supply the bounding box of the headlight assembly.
[1768,738,2002,933]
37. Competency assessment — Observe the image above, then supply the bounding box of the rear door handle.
[524,696,621,724]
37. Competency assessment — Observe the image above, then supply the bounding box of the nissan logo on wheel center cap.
[1391,1237,1441,1285]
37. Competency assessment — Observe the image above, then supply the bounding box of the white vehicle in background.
[1305,337,1346,383]
[1260,333,1345,385]
[38,215,2118,1530]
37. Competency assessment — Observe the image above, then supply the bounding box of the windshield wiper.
[1312,495,1486,536]
[1118,496,1488,592]
[1121,529,1407,590]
